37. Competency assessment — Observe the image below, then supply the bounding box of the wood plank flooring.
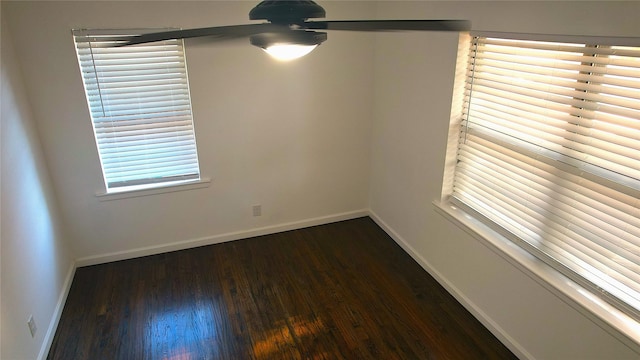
[48,217,517,359]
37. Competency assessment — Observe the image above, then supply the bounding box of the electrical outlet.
[27,315,37,338]
[252,204,262,217]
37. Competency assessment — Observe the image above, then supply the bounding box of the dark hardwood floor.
[48,217,517,360]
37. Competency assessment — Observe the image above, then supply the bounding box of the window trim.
[441,31,640,349]
[95,177,211,201]
[470,31,640,48]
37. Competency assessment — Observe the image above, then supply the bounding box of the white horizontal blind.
[73,29,200,190]
[452,36,640,317]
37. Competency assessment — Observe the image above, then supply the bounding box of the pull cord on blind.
[73,29,200,191]
[452,36,640,319]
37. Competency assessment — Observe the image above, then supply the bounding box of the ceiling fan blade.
[302,20,471,32]
[119,23,289,46]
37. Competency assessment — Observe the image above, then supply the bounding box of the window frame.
[439,31,640,347]
[73,28,203,195]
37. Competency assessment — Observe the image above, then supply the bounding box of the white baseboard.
[367,210,533,360]
[76,209,369,267]
[38,261,76,360]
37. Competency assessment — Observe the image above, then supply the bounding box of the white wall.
[3,1,375,262]
[370,1,640,359]
[5,0,640,359]
[1,11,75,360]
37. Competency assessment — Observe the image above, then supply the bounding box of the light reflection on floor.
[145,303,327,359]
[145,301,218,360]
[253,316,326,359]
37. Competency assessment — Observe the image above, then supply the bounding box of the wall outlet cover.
[252,204,262,217]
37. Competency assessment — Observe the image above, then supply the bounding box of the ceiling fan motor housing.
[249,0,326,24]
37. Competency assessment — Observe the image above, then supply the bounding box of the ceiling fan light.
[263,44,318,61]
[250,31,327,61]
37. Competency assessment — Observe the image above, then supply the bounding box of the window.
[447,34,640,319]
[73,29,200,193]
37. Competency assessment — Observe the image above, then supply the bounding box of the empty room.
[2,1,640,359]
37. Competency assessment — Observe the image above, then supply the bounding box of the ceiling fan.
[118,0,471,61]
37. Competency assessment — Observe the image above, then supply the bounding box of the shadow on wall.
[1,19,74,360]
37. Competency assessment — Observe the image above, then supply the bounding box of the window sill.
[433,200,640,352]
[95,178,211,201]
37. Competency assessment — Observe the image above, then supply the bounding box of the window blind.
[452,36,640,317]
[73,29,200,191]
